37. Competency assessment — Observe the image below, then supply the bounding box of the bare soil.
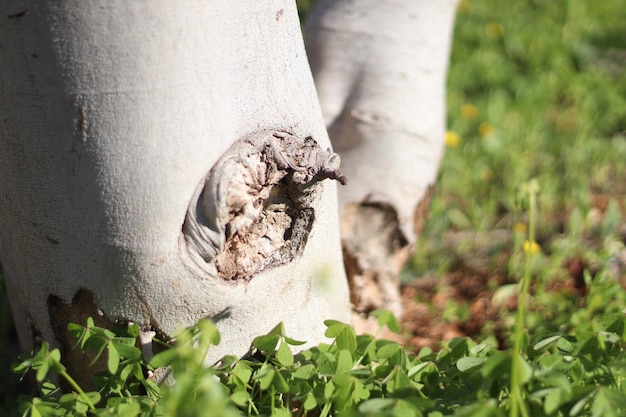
[398,228,598,352]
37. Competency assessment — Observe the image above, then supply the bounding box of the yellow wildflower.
[513,223,527,234]
[485,22,504,38]
[445,131,461,148]
[523,240,541,254]
[479,122,494,138]
[461,103,479,120]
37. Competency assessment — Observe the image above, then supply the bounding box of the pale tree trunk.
[0,0,351,380]
[305,0,459,330]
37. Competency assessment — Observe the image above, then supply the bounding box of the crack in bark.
[183,130,346,281]
[47,289,116,390]
[47,289,171,389]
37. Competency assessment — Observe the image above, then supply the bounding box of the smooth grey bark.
[306,0,459,330]
[0,0,350,381]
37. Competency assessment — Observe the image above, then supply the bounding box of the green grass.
[411,0,626,380]
[436,0,626,234]
[414,0,626,294]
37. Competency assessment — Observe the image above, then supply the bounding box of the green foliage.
[10,293,626,417]
[11,318,239,417]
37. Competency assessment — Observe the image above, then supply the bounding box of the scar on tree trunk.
[344,184,436,333]
[183,130,347,281]
[48,289,118,391]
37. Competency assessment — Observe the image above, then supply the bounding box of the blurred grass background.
[414,0,626,275]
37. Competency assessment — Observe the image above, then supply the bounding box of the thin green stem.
[510,180,538,417]
[319,399,333,417]
[59,370,96,411]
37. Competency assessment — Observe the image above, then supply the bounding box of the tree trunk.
[0,0,350,379]
[305,0,459,330]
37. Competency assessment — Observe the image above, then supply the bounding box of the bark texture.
[306,0,458,329]
[0,0,350,379]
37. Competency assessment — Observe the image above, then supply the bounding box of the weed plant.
[8,284,626,417]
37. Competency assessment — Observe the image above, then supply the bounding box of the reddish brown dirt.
[396,228,605,353]
[400,270,515,352]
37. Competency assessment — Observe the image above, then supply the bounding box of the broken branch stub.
[183,131,346,281]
